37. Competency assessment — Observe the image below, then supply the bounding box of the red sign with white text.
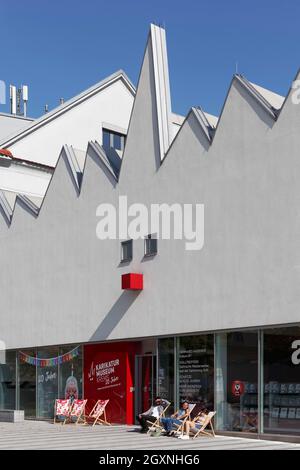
[84,342,140,424]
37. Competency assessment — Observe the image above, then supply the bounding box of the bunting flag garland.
[19,346,80,367]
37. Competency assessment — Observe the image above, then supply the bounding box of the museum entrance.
[135,354,157,417]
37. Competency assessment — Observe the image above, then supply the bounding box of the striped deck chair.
[54,399,71,424]
[171,403,196,436]
[192,411,216,438]
[147,402,171,435]
[69,399,87,425]
[85,399,111,426]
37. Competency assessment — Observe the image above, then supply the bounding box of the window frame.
[121,239,133,263]
[102,128,126,151]
[144,234,158,257]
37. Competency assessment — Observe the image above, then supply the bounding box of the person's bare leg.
[185,420,192,435]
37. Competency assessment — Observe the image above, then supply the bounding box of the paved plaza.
[0,421,299,450]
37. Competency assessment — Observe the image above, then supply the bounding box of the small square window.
[121,240,133,262]
[145,234,157,257]
[102,128,126,151]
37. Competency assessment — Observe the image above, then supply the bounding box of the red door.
[84,342,140,424]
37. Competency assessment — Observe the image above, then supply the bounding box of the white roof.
[250,81,285,110]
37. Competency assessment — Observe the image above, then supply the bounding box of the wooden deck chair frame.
[192,411,216,438]
[53,399,72,425]
[85,399,111,426]
[171,403,196,436]
[146,402,171,434]
[69,399,88,425]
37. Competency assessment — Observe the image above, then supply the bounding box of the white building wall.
[0,26,299,350]
[1,78,134,167]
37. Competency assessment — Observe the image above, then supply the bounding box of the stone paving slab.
[0,421,299,450]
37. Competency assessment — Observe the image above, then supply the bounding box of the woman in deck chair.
[181,409,216,439]
[160,401,190,436]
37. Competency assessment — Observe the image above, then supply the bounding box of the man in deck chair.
[137,396,170,433]
[160,401,190,436]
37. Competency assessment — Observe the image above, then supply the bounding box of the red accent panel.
[84,342,140,424]
[0,148,13,158]
[121,273,143,290]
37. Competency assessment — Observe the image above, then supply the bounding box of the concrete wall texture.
[1,25,300,350]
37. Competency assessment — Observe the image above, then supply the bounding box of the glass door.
[135,355,156,418]
[19,350,37,418]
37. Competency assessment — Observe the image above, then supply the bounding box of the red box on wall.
[121,273,143,290]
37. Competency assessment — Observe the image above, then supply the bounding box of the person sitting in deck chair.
[137,396,170,433]
[161,401,190,436]
[179,408,209,439]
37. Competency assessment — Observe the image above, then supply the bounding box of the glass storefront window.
[0,350,16,410]
[37,347,59,419]
[178,335,214,411]
[263,327,300,435]
[158,338,175,410]
[19,349,37,418]
[215,331,258,433]
[58,345,83,400]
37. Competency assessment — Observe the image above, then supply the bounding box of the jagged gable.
[208,76,277,176]
[76,142,118,232]
[273,69,300,130]
[157,108,212,196]
[35,148,82,225]
[119,25,172,191]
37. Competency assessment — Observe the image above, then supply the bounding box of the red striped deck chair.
[85,399,111,426]
[69,399,88,425]
[54,399,71,425]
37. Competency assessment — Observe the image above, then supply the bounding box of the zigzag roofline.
[0,24,297,226]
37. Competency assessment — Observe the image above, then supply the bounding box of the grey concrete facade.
[1,25,300,350]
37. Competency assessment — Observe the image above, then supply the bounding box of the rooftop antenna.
[16,87,22,115]
[235,61,239,74]
[44,104,49,114]
[9,85,17,115]
[9,84,29,116]
[22,85,28,117]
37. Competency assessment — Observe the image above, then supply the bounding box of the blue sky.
[1,0,299,118]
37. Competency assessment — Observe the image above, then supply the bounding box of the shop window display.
[58,345,83,400]
[215,331,258,432]
[263,327,300,435]
[158,338,175,410]
[37,347,59,418]
[178,335,214,410]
